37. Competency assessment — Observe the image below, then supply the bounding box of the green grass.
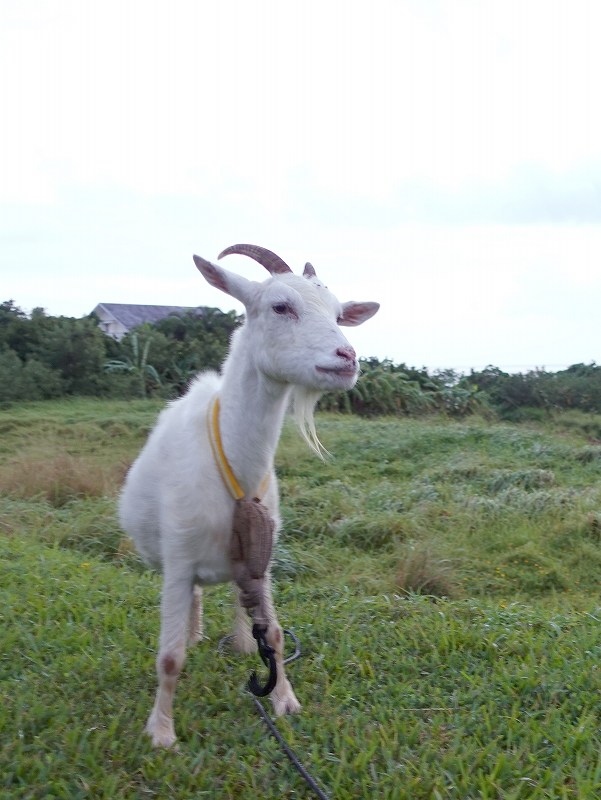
[1,400,601,798]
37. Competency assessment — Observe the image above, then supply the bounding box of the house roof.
[94,303,204,330]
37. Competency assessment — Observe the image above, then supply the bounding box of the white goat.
[119,244,379,748]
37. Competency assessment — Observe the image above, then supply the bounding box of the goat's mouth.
[315,365,358,381]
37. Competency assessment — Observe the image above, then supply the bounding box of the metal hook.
[248,624,278,697]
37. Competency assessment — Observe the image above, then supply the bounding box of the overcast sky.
[2,0,600,371]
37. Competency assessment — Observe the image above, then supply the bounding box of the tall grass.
[0,451,117,506]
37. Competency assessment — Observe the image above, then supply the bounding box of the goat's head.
[192,244,379,395]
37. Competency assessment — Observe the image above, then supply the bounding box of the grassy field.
[1,399,600,799]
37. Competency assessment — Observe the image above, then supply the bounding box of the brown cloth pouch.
[230,498,275,625]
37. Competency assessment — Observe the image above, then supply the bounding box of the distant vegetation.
[2,300,601,421]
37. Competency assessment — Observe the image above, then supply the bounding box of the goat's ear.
[337,301,380,327]
[193,255,255,305]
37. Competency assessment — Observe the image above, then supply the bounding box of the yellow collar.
[207,396,270,501]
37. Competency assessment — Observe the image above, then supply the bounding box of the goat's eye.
[272,303,289,315]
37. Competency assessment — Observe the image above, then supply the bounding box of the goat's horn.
[303,262,316,278]
[218,244,293,275]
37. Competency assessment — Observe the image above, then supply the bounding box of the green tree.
[0,301,32,358]
[154,308,242,393]
[0,346,63,402]
[32,313,108,395]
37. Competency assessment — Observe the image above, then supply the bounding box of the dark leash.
[218,629,331,800]
[247,623,278,696]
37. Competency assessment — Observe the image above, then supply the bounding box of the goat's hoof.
[148,728,178,749]
[146,717,177,749]
[271,687,301,717]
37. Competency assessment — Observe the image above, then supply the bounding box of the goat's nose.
[336,345,357,364]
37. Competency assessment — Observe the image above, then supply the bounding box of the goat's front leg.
[146,572,194,748]
[260,574,301,717]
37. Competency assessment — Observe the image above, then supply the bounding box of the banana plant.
[104,331,161,396]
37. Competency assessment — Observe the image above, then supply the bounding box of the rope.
[218,630,331,800]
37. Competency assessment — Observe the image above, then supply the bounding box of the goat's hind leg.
[188,585,204,645]
[146,571,195,748]
[232,586,257,654]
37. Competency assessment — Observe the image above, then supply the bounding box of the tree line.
[1,300,600,418]
[0,300,239,402]
[319,358,601,419]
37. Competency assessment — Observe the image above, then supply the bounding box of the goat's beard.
[290,386,328,458]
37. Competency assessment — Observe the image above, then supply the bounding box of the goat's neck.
[217,348,290,498]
